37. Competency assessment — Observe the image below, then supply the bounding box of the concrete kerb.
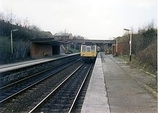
[136,80,157,98]
[105,54,157,99]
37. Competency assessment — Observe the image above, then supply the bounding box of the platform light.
[11,29,18,54]
[123,28,132,62]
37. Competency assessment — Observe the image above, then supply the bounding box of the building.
[112,37,129,56]
[30,38,60,58]
[54,33,73,41]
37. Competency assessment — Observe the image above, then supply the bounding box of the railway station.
[0,52,157,113]
[0,0,156,112]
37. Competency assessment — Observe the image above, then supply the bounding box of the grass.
[119,55,157,78]
[118,55,157,92]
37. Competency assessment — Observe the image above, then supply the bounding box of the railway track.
[0,58,94,113]
[29,63,93,113]
[0,58,82,112]
[0,58,81,104]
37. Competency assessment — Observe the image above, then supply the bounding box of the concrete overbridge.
[69,39,115,52]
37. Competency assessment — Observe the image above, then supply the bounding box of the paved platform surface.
[0,53,78,73]
[81,52,157,113]
[81,52,110,113]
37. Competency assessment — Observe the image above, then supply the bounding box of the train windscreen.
[91,45,95,52]
[82,45,86,52]
[87,46,91,52]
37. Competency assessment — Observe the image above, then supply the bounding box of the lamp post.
[11,29,18,54]
[123,28,132,62]
[115,37,118,56]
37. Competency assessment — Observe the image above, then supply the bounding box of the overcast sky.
[0,0,157,40]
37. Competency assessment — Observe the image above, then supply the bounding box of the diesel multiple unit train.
[80,42,98,62]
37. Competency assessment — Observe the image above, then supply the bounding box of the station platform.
[81,52,156,113]
[0,53,79,73]
[81,53,110,113]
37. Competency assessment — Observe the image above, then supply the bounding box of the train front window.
[87,46,91,52]
[91,46,95,52]
[82,45,86,52]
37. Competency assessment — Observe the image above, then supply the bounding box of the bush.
[135,39,157,75]
[117,22,157,76]
[0,36,11,63]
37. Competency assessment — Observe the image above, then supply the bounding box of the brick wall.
[30,43,52,58]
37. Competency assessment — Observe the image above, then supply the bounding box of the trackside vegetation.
[117,22,157,77]
[0,13,53,64]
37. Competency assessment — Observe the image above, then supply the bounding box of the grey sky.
[0,0,157,39]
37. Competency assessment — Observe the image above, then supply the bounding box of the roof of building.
[31,38,59,45]
[31,38,71,45]
[54,33,72,37]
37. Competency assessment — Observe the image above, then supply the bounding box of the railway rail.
[0,56,94,113]
[0,53,79,88]
[29,63,93,113]
[0,58,80,103]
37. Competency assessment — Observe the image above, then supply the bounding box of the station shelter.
[30,38,60,58]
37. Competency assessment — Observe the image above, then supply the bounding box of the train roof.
[81,42,96,45]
